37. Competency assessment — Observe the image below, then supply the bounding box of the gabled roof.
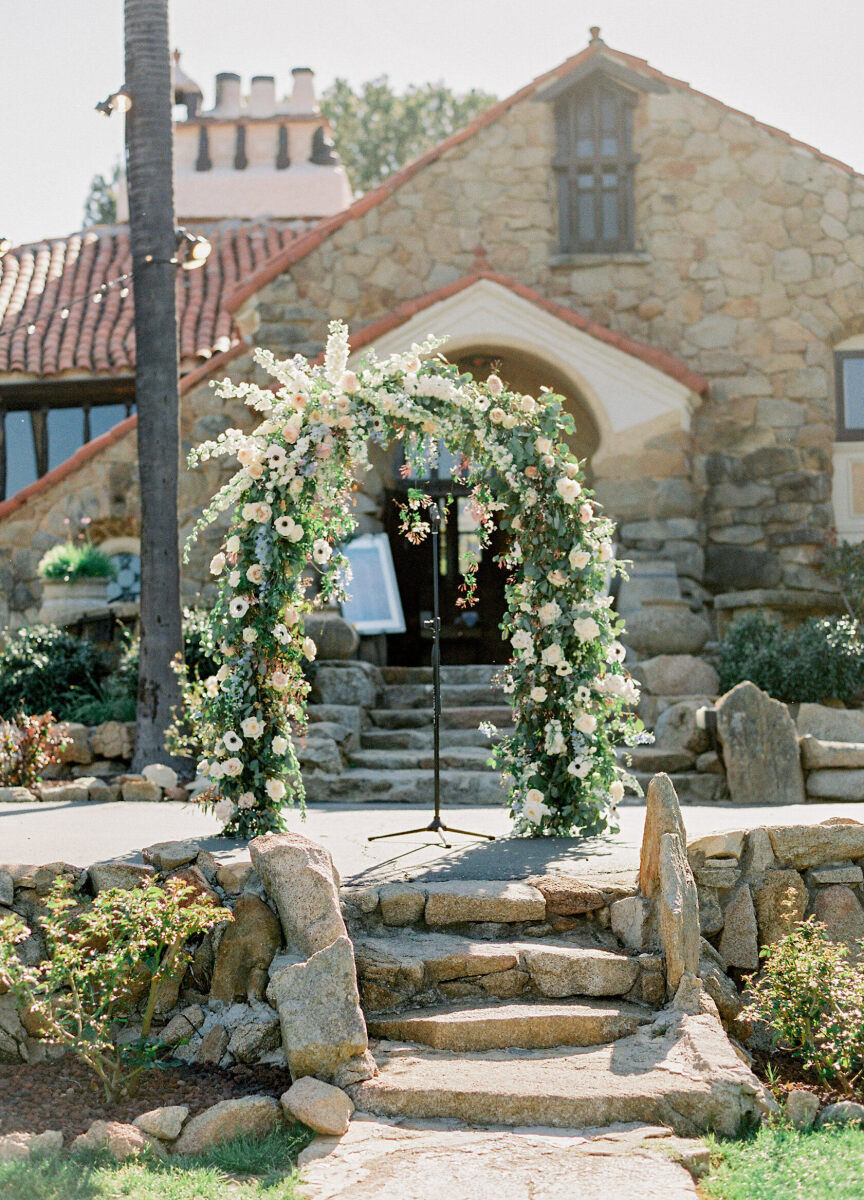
[226,37,863,313]
[0,222,303,380]
[346,269,708,396]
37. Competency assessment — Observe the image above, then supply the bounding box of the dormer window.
[553,80,637,255]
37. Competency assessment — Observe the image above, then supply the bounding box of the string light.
[95,87,132,117]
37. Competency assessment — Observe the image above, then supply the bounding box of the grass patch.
[703,1123,864,1200]
[0,1124,314,1200]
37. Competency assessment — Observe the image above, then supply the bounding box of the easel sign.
[339,533,406,634]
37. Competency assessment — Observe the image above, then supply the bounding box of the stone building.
[1,30,861,666]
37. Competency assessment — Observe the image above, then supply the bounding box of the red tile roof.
[226,39,863,313]
[344,269,709,395]
[0,223,301,379]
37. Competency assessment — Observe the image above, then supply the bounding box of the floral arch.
[181,322,642,839]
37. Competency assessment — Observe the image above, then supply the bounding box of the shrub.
[823,538,864,621]
[0,877,227,1101]
[0,712,65,786]
[717,612,864,703]
[0,625,112,719]
[37,541,117,582]
[744,909,864,1093]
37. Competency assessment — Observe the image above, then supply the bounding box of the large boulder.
[623,605,711,657]
[209,894,282,1004]
[812,886,864,952]
[281,1077,354,1136]
[654,701,713,755]
[172,1096,282,1155]
[657,832,700,993]
[266,935,372,1082]
[639,773,686,898]
[249,831,346,956]
[72,1120,165,1160]
[716,682,804,805]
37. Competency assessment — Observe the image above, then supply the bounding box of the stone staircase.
[341,876,766,1136]
[304,665,510,805]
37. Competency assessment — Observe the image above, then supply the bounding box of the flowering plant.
[180,321,642,837]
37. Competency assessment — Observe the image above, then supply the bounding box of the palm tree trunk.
[124,0,183,771]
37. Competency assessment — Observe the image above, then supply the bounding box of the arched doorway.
[382,345,600,666]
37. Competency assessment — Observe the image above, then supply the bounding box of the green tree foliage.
[83,162,121,227]
[320,77,497,193]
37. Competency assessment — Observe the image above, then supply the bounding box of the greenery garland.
[177,322,644,838]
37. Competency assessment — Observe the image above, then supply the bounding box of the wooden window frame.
[835,350,864,442]
[553,79,638,255]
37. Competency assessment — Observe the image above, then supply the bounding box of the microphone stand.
[369,500,495,848]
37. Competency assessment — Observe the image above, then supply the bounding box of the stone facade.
[3,38,863,638]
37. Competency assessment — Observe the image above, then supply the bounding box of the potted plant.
[37,518,118,625]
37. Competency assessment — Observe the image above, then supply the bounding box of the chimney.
[288,67,318,115]
[214,71,242,116]
[249,74,276,117]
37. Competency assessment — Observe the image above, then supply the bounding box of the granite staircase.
[304,664,511,805]
[342,877,766,1136]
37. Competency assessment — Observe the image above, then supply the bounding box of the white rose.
[240,716,264,739]
[540,643,564,667]
[523,789,550,825]
[266,778,287,802]
[284,605,300,627]
[511,629,533,653]
[556,477,581,504]
[574,712,597,735]
[226,535,241,554]
[242,627,258,643]
[610,780,625,805]
[487,374,503,395]
[530,686,548,703]
[548,729,566,754]
[502,413,519,429]
[535,436,553,455]
[214,798,235,822]
[598,541,614,562]
[303,636,317,661]
[520,395,537,415]
[573,616,601,641]
[237,792,256,809]
[222,757,243,777]
[569,547,591,570]
[340,371,360,394]
[229,570,241,588]
[216,664,230,683]
[246,563,265,584]
[547,570,567,586]
[210,552,226,575]
[272,735,289,756]
[538,601,561,626]
[273,623,289,644]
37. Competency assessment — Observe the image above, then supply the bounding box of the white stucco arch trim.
[349,277,702,459]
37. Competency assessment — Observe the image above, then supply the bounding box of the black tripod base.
[368,815,495,850]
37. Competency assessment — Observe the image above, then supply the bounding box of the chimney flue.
[289,67,318,115]
[249,74,276,117]
[214,71,242,116]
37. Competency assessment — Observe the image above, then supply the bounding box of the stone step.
[616,746,695,773]
[367,997,652,1051]
[348,747,495,772]
[303,768,504,806]
[381,665,501,686]
[360,727,501,750]
[368,706,513,730]
[354,931,643,1012]
[381,683,503,710]
[349,1012,765,1135]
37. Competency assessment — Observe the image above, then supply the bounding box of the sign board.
[340,533,406,634]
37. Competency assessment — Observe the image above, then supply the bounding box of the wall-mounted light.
[95,87,132,117]
[175,227,211,270]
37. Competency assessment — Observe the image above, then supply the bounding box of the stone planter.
[38,577,110,626]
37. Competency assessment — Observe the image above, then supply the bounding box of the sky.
[2,0,861,247]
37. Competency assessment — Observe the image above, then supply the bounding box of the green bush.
[0,877,227,1101]
[37,542,117,582]
[717,613,864,703]
[744,909,864,1093]
[0,625,112,719]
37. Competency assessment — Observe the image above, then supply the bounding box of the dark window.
[0,399,134,501]
[554,80,637,254]
[836,352,864,440]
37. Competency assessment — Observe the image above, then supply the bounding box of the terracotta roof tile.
[0,222,303,380]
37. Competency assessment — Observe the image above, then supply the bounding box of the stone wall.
[0,832,374,1087]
